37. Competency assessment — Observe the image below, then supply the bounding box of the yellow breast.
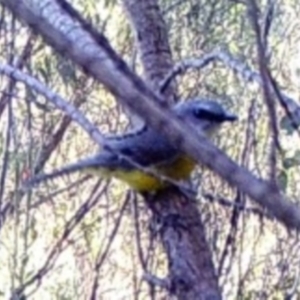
[109,155,196,192]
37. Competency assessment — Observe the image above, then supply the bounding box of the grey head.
[173,98,237,136]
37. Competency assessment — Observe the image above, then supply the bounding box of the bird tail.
[25,155,108,188]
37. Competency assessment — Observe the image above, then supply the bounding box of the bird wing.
[104,126,180,168]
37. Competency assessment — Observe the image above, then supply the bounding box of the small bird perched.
[26,99,237,192]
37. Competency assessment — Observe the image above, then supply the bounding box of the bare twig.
[161,49,300,139]
[218,100,257,278]
[143,273,170,290]
[11,180,107,296]
[261,0,275,50]
[90,192,130,300]
[247,0,280,186]
[203,193,272,220]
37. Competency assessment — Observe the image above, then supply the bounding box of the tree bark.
[147,190,221,299]
[122,0,175,100]
[122,0,221,298]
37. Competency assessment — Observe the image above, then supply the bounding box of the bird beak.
[224,113,238,122]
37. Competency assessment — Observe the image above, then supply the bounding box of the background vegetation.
[0,0,300,299]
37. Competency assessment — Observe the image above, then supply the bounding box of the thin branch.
[218,101,257,277]
[90,192,130,300]
[0,33,36,117]
[203,193,272,220]
[160,49,300,138]
[247,0,280,186]
[11,180,107,296]
[261,0,275,50]
[132,192,147,270]
[142,273,170,290]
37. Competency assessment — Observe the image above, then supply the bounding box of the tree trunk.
[122,0,221,298]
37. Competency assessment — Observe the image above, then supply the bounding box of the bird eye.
[194,108,206,118]
[194,108,215,120]
[194,108,224,122]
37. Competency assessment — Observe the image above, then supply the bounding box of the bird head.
[173,99,237,137]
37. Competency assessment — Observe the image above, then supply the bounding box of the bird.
[26,98,237,192]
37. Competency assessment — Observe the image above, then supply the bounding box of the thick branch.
[122,0,175,99]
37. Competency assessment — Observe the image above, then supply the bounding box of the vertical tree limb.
[122,0,221,298]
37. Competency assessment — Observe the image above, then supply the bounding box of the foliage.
[0,0,300,299]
